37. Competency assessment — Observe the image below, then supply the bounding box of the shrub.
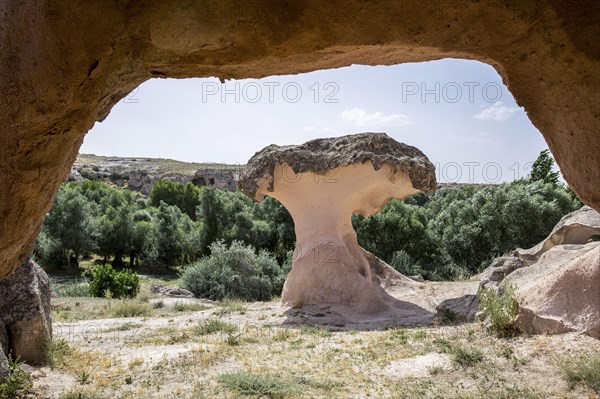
[478,282,519,337]
[86,265,140,299]
[218,372,298,398]
[111,301,151,318]
[181,241,286,301]
[0,356,32,398]
[557,351,600,393]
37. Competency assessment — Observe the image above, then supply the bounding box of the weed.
[194,319,237,336]
[478,283,519,337]
[218,371,298,398]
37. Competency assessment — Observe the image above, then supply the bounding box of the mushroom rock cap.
[238,133,437,200]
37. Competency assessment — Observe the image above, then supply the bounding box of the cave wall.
[0,0,598,278]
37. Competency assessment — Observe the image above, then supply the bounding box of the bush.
[478,282,519,337]
[86,265,140,299]
[181,241,286,301]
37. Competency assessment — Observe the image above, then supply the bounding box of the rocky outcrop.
[239,133,435,314]
[0,350,8,384]
[480,206,600,338]
[0,1,599,280]
[0,259,52,364]
[149,284,195,298]
[515,205,600,265]
[506,242,600,338]
[479,256,525,292]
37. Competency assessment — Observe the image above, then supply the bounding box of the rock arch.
[0,0,599,279]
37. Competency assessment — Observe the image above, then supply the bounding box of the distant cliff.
[69,154,242,194]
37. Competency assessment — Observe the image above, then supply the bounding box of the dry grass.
[32,297,600,399]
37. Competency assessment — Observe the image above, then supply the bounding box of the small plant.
[478,282,519,337]
[43,338,72,368]
[450,344,485,368]
[111,301,151,318]
[194,319,237,336]
[225,333,241,346]
[152,300,165,309]
[437,308,458,324]
[0,355,32,398]
[87,265,140,299]
[77,371,91,385]
[218,371,298,398]
[557,351,600,393]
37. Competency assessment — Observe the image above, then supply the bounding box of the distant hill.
[69,154,244,194]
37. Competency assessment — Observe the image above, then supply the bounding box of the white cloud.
[341,108,413,127]
[474,101,522,121]
[302,126,339,133]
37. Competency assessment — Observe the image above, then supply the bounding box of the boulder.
[149,284,195,298]
[436,295,480,321]
[515,205,600,265]
[479,256,524,292]
[239,133,435,314]
[0,258,52,364]
[506,242,600,338]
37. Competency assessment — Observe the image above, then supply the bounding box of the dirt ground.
[26,277,600,398]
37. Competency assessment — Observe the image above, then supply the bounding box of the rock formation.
[239,133,436,314]
[507,242,599,338]
[480,206,600,338]
[0,1,599,281]
[0,258,52,365]
[149,284,195,298]
[515,205,600,265]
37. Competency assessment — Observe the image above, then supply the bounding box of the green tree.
[529,149,560,187]
[41,185,97,268]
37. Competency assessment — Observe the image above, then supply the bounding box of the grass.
[435,339,485,368]
[557,351,600,393]
[173,301,209,312]
[194,319,238,336]
[218,372,298,398]
[213,298,248,316]
[54,283,91,297]
[478,283,519,337]
[110,301,151,318]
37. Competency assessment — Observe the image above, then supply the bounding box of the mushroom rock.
[239,133,436,315]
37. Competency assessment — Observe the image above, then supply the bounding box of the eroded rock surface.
[0,1,599,279]
[0,259,52,364]
[507,242,600,338]
[515,205,600,265]
[480,206,600,338]
[149,284,195,298]
[239,133,435,316]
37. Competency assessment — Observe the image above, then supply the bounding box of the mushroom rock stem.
[239,133,436,314]
[269,163,418,312]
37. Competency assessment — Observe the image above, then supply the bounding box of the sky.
[81,58,550,184]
